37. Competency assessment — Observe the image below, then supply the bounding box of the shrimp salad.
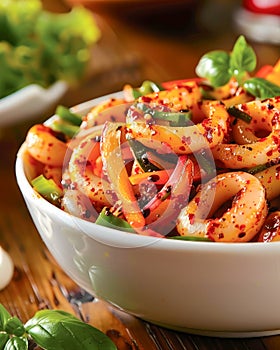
[24,36,280,243]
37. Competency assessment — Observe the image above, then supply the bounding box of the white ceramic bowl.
[16,93,280,338]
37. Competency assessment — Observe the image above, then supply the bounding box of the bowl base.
[143,319,280,338]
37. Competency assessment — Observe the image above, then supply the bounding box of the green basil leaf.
[244,77,280,99]
[4,317,25,337]
[0,305,12,331]
[230,35,256,78]
[0,332,9,350]
[195,50,231,87]
[25,310,117,350]
[3,336,28,350]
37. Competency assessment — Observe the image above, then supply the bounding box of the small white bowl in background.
[0,81,68,127]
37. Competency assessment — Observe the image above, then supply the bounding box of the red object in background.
[243,0,280,16]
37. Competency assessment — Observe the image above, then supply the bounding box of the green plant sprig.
[0,304,116,350]
[195,35,280,99]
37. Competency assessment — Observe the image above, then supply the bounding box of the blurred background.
[1,0,279,136]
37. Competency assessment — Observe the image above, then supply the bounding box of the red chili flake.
[141,96,152,103]
[237,155,243,162]
[272,111,280,126]
[272,135,279,144]
[182,136,191,145]
[238,232,246,238]
[188,213,195,225]
[179,146,186,151]
[266,150,273,157]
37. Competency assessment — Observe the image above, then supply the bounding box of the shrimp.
[126,100,229,154]
[134,81,204,122]
[177,172,268,242]
[254,164,280,201]
[80,98,129,129]
[212,96,280,169]
[66,130,114,211]
[25,124,68,166]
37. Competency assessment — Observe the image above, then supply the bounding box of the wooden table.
[1,1,280,349]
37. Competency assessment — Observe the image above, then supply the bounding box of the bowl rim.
[15,91,280,252]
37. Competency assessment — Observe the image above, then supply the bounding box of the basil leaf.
[4,317,25,337]
[25,310,116,350]
[230,35,256,80]
[0,332,9,349]
[244,77,280,99]
[0,305,12,331]
[195,50,231,87]
[4,336,28,350]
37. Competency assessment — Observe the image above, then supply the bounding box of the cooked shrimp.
[133,81,204,123]
[66,130,114,211]
[177,172,268,242]
[80,98,129,129]
[43,165,62,188]
[254,164,280,201]
[212,97,280,168]
[25,124,68,166]
[126,100,229,154]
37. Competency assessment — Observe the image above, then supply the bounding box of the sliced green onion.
[135,102,192,126]
[168,235,212,241]
[49,120,80,138]
[128,138,161,172]
[227,106,252,123]
[131,80,164,99]
[95,208,134,233]
[55,105,82,126]
[138,80,164,95]
[247,164,268,175]
[31,175,63,206]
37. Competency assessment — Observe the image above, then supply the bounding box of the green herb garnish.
[195,35,280,99]
[96,207,135,233]
[0,304,117,350]
[31,174,63,206]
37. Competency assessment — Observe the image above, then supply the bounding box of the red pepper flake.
[141,96,152,103]
[182,136,191,145]
[188,213,195,225]
[237,155,243,162]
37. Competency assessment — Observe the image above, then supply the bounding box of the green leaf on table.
[3,336,28,350]
[0,332,9,349]
[0,304,12,330]
[25,310,117,350]
[4,317,25,337]
[244,77,280,99]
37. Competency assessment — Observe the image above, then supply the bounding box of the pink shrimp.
[212,96,280,169]
[177,171,268,242]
